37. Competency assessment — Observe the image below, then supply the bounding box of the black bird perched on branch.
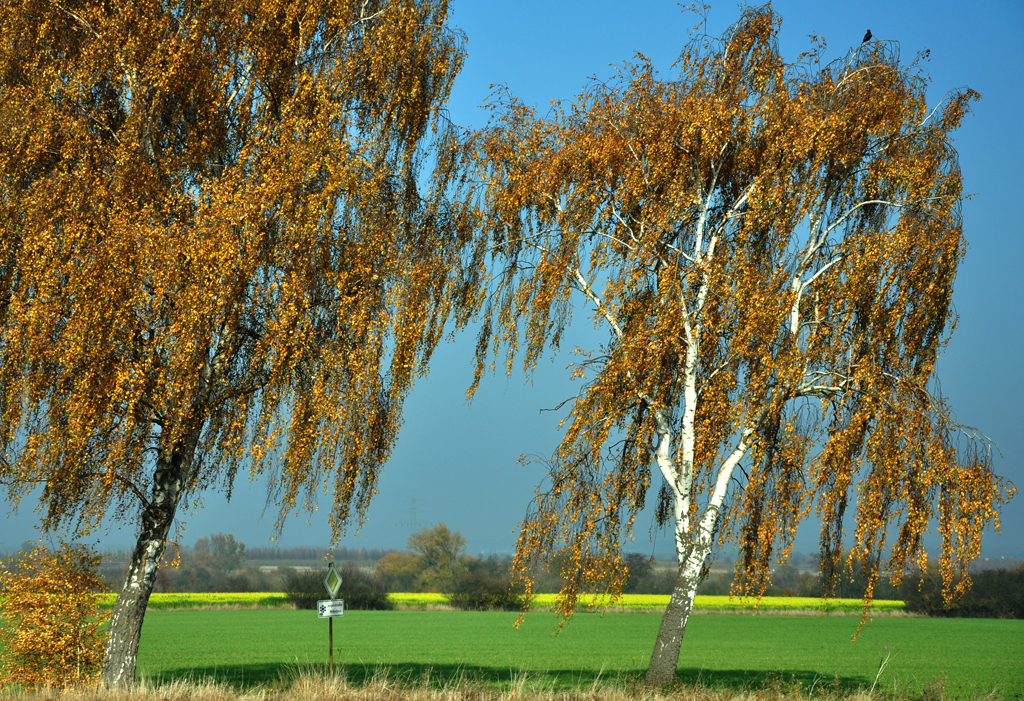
[862,29,872,44]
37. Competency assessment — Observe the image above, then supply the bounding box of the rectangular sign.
[317,599,345,618]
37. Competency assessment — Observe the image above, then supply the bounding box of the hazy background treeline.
[3,525,1021,616]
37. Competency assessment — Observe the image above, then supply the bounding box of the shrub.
[281,564,393,611]
[622,553,655,593]
[904,566,1024,618]
[192,533,246,571]
[282,566,328,610]
[407,523,467,592]
[0,542,108,690]
[374,552,421,592]
[449,572,522,611]
[336,564,393,610]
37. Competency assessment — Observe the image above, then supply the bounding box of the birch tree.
[463,7,1014,684]
[0,0,468,686]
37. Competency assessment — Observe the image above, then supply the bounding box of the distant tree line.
[246,546,395,562]
[372,523,522,610]
[77,526,521,611]
[81,536,396,594]
[153,533,268,593]
[283,523,522,611]
[616,552,1023,619]
[22,529,1017,617]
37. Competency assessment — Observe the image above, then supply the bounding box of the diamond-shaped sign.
[323,562,342,600]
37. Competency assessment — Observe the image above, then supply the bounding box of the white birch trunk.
[646,433,750,684]
[100,420,206,687]
[645,541,709,683]
[99,454,185,686]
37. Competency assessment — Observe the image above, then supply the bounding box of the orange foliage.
[0,0,471,684]
[463,5,1014,634]
[0,543,108,690]
[0,0,469,542]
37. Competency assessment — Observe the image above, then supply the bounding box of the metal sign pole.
[320,560,343,678]
[322,560,343,678]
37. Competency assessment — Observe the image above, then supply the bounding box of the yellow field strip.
[95,593,290,609]
[530,594,905,613]
[390,592,905,613]
[90,592,904,613]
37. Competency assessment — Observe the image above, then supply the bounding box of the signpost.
[320,562,344,676]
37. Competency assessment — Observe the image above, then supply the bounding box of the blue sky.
[4,0,1022,561]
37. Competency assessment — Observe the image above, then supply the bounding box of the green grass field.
[133,610,1024,698]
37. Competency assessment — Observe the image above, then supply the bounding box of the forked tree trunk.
[646,546,706,685]
[100,448,191,686]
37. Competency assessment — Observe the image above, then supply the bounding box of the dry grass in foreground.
[0,669,978,701]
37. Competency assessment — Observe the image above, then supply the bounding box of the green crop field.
[132,609,1024,698]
